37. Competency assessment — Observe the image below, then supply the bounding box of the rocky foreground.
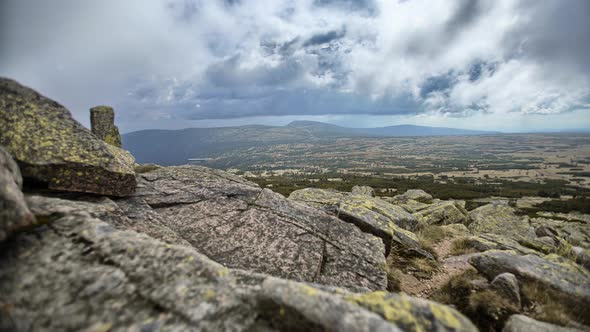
[1,77,589,331]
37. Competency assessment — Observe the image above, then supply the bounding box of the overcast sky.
[1,0,589,132]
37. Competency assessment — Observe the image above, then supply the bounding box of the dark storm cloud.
[303,29,346,47]
[206,55,304,87]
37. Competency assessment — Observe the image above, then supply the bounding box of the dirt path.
[399,238,475,298]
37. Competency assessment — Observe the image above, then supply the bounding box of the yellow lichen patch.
[428,303,461,330]
[217,268,230,277]
[345,292,427,332]
[300,284,318,296]
[203,288,217,300]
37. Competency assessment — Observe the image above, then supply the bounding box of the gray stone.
[491,273,521,307]
[468,203,536,240]
[290,188,419,256]
[0,211,476,332]
[470,250,590,308]
[351,185,375,197]
[90,105,122,148]
[135,166,388,291]
[393,189,434,204]
[503,314,585,332]
[0,77,136,196]
[413,200,469,226]
[0,146,35,241]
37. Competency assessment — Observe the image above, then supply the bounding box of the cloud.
[0,0,589,131]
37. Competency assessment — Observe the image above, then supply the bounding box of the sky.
[1,0,590,133]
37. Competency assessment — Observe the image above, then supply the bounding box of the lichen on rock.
[0,77,136,196]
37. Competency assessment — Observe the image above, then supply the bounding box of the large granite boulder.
[131,166,388,291]
[0,146,35,241]
[0,78,136,196]
[289,188,418,255]
[0,208,476,332]
[90,105,122,148]
[469,250,590,308]
[413,200,469,226]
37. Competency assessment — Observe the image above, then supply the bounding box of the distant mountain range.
[123,121,499,165]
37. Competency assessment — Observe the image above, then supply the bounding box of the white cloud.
[0,0,588,130]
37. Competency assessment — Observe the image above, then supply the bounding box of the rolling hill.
[123,121,498,165]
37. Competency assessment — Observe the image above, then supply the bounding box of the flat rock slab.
[0,146,35,241]
[469,250,590,307]
[0,77,135,196]
[0,212,475,332]
[133,166,388,291]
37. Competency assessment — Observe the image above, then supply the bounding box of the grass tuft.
[449,237,479,256]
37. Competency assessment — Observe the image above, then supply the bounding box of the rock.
[449,234,541,257]
[413,200,469,226]
[387,198,431,213]
[503,314,585,332]
[25,194,191,247]
[0,77,136,196]
[135,166,387,291]
[572,247,590,271]
[0,146,35,241]
[491,273,521,307]
[0,208,475,332]
[470,250,590,308]
[290,188,419,256]
[441,224,471,237]
[393,189,434,204]
[345,291,477,332]
[531,217,590,250]
[351,185,375,197]
[288,187,346,211]
[468,203,537,241]
[90,105,122,148]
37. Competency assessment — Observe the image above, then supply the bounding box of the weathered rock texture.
[289,188,418,256]
[90,105,122,148]
[130,166,388,291]
[503,314,585,332]
[491,273,521,308]
[413,200,469,226]
[0,199,477,332]
[0,146,35,241]
[351,185,375,197]
[470,250,590,308]
[0,77,136,196]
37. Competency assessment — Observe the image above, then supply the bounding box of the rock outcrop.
[0,146,35,241]
[468,203,536,239]
[130,167,388,292]
[393,189,434,204]
[413,200,469,226]
[0,78,136,196]
[351,185,376,197]
[0,167,477,332]
[470,250,590,308]
[90,105,122,148]
[289,187,418,255]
